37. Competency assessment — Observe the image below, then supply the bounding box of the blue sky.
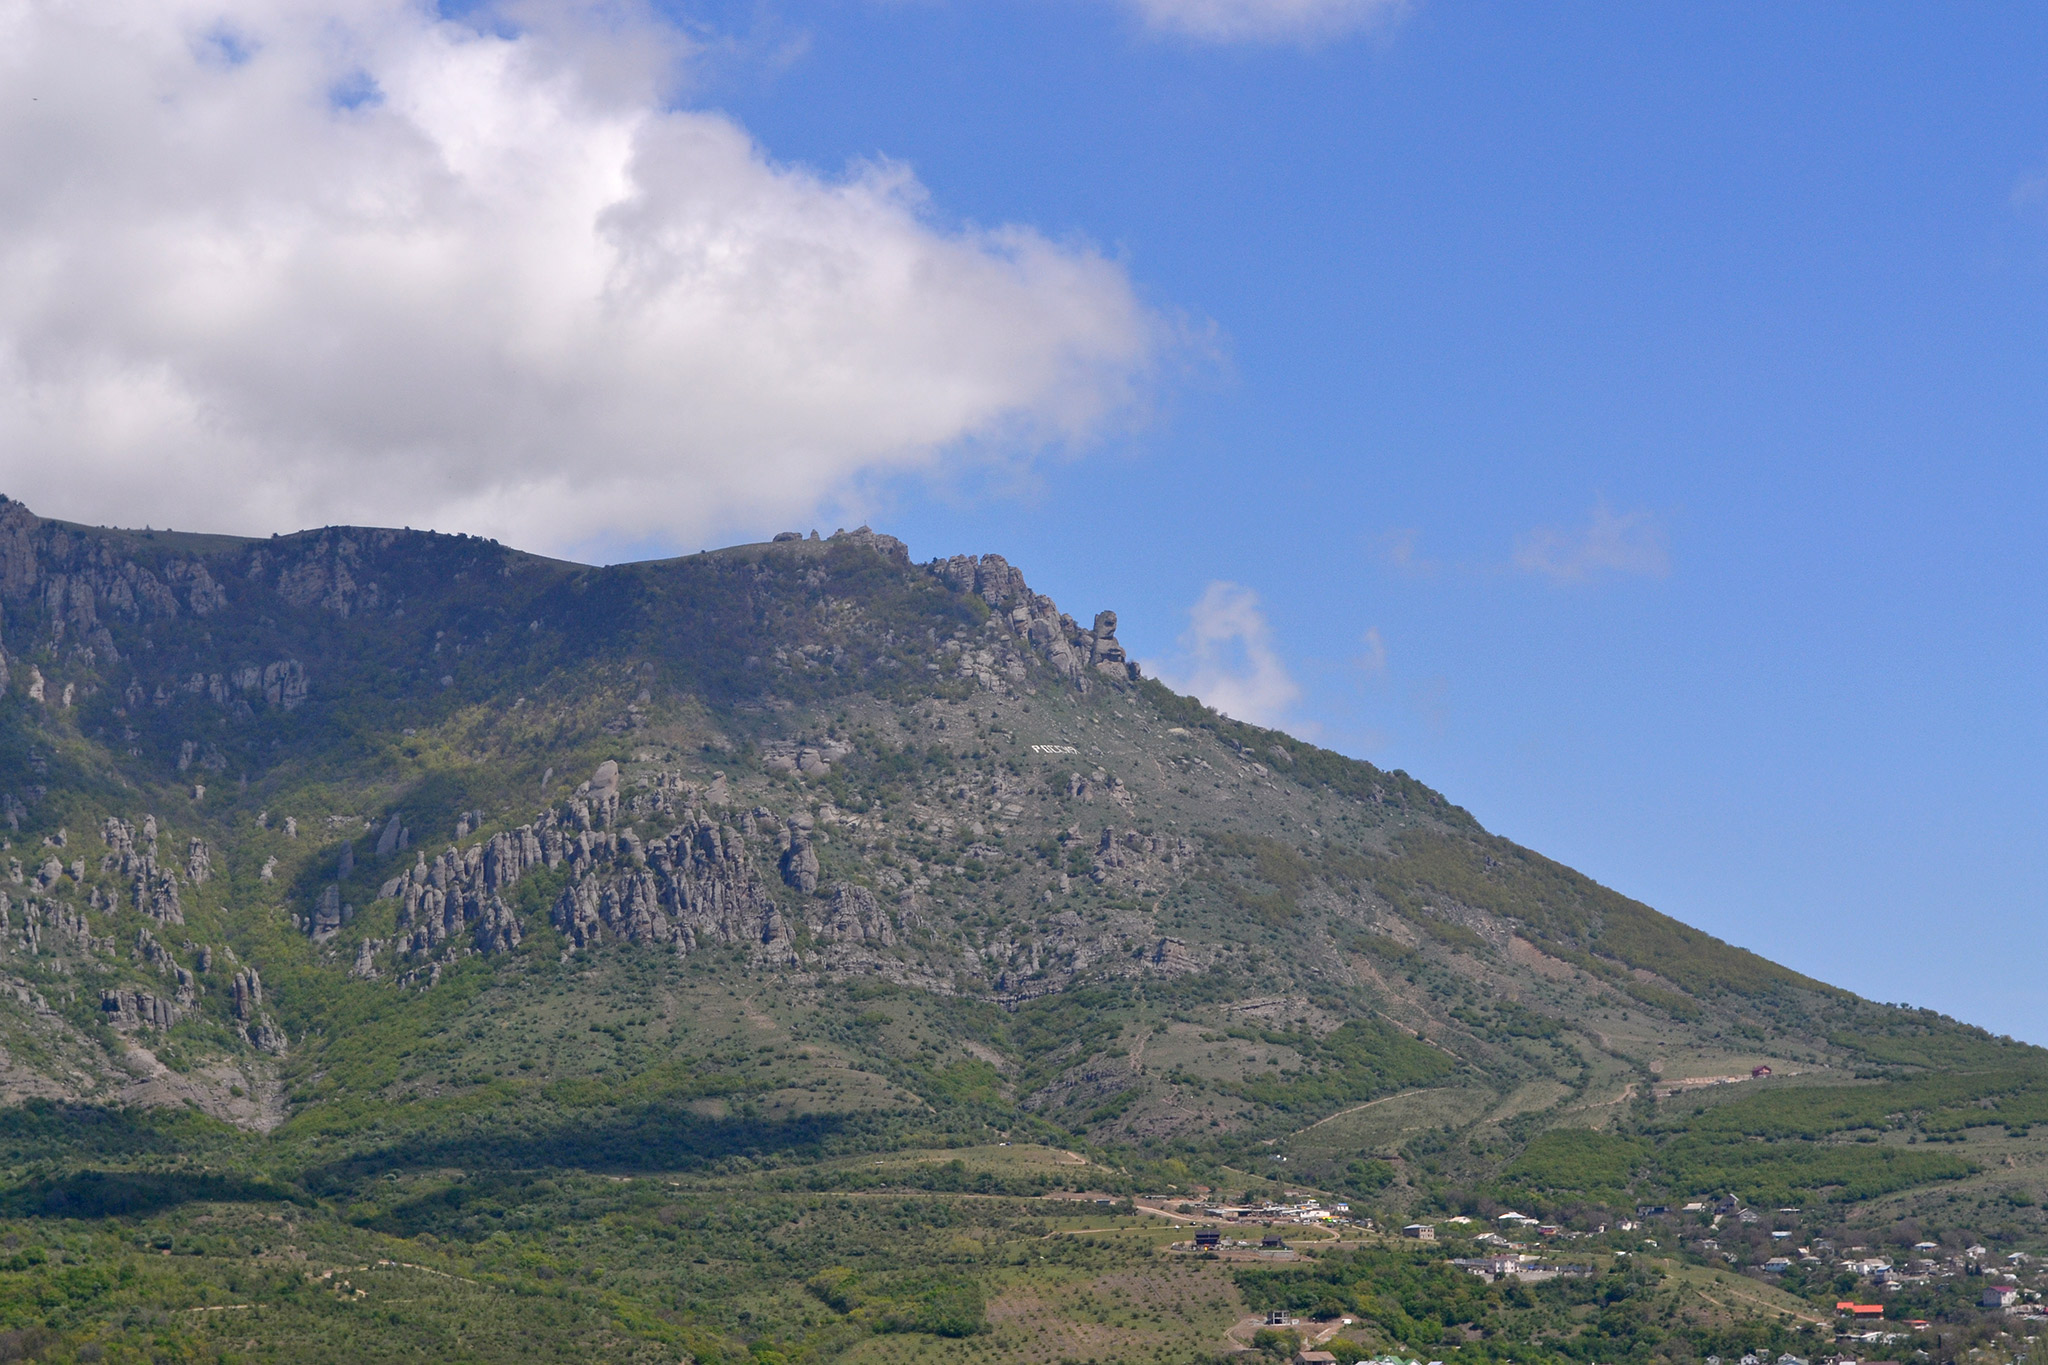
[2,1,2040,1040]
[676,3,2048,1041]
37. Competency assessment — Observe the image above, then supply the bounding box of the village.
[1114,1185,2047,1364]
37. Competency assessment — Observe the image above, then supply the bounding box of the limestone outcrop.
[96,816,184,925]
[102,988,181,1032]
[387,827,545,957]
[826,525,911,563]
[931,553,1138,691]
[809,882,895,946]
[779,819,820,893]
[551,813,790,959]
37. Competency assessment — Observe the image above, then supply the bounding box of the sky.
[1,1,2042,1042]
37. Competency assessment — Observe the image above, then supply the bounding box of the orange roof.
[1836,1302,1884,1316]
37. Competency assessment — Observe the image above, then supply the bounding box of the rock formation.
[102,988,180,1032]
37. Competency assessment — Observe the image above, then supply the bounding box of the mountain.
[0,494,2040,1364]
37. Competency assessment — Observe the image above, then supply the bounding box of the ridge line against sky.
[2,1,2042,1045]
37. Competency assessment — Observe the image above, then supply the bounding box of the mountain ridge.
[0,493,2041,1361]
[0,494,2020,1120]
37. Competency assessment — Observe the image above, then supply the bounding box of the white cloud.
[1354,626,1387,678]
[1113,0,1406,43]
[0,0,1159,556]
[1513,501,1671,584]
[1148,580,1302,728]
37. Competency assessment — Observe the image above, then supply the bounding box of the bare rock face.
[389,823,552,958]
[102,988,181,1032]
[134,861,182,925]
[211,967,286,1053]
[230,967,262,1022]
[1147,936,1200,974]
[260,660,308,709]
[827,525,910,563]
[472,897,522,955]
[248,1017,287,1055]
[136,926,176,974]
[310,886,345,938]
[379,779,803,966]
[185,837,212,885]
[552,814,789,958]
[930,552,1140,689]
[780,820,820,893]
[810,883,895,946]
[102,816,181,924]
[1088,610,1137,680]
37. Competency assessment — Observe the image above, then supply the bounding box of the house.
[1752,1065,1773,1079]
[1636,1205,1670,1218]
[1297,1353,1338,1365]
[1262,1234,1286,1249]
[1265,1310,1291,1326]
[1763,1258,1793,1274]
[1498,1211,1537,1226]
[1194,1228,1221,1248]
[1982,1286,2020,1310]
[1453,1255,1524,1279]
[1403,1223,1436,1240]
[1837,1302,1885,1318]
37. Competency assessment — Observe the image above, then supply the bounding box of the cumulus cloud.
[1513,501,1671,584]
[0,0,1159,556]
[1113,0,1407,43]
[1148,581,1302,728]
